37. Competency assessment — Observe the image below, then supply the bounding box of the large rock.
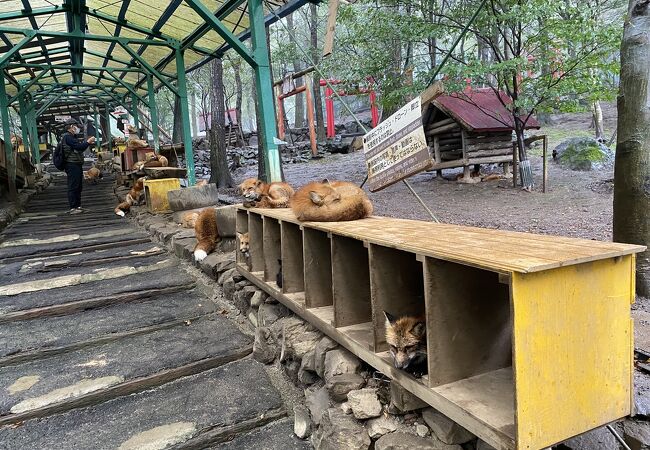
[252,327,277,364]
[476,440,496,450]
[299,349,319,385]
[311,407,370,450]
[347,388,382,419]
[390,380,428,413]
[561,425,620,450]
[272,316,322,359]
[422,408,475,445]
[315,337,340,377]
[168,184,220,211]
[552,137,614,171]
[258,302,290,327]
[624,420,650,450]
[326,373,366,402]
[366,416,399,439]
[294,404,312,439]
[305,386,332,426]
[324,349,361,382]
[375,432,461,450]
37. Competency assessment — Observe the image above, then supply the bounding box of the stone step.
[0,290,215,365]
[0,229,151,262]
[208,417,312,450]
[0,265,194,315]
[0,360,286,450]
[0,316,252,423]
[0,251,168,285]
[0,242,165,283]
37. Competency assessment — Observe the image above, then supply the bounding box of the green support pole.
[94,108,100,152]
[18,95,32,164]
[28,107,40,168]
[0,71,17,199]
[105,103,112,154]
[147,75,160,153]
[175,48,196,186]
[248,0,281,182]
[131,92,139,129]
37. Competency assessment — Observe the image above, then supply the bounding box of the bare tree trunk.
[208,58,234,188]
[592,100,605,141]
[232,58,244,141]
[287,13,305,128]
[613,0,650,297]
[310,3,326,142]
[172,94,182,143]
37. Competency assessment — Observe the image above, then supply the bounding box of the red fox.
[384,311,427,377]
[239,178,294,208]
[237,232,250,258]
[291,179,373,222]
[193,208,220,262]
[180,211,200,228]
[84,167,103,184]
[115,177,145,217]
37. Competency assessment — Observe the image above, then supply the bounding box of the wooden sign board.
[363,96,433,192]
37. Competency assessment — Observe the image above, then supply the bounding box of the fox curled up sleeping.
[291,179,373,222]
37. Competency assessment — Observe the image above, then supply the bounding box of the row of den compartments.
[237,211,513,389]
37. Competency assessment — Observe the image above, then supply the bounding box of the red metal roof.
[432,89,540,132]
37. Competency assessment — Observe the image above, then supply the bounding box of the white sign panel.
[362,96,432,192]
[55,115,71,123]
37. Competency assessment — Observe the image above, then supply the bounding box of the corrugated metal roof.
[433,89,541,133]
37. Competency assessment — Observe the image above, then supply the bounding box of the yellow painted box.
[144,178,180,213]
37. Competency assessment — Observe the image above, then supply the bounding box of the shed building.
[422,89,540,180]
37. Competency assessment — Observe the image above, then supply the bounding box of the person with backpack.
[59,119,95,214]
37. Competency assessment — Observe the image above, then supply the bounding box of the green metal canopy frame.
[0,0,313,199]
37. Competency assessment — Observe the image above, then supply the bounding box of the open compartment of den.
[302,228,333,312]
[247,212,264,273]
[424,257,515,444]
[262,217,282,285]
[280,221,305,306]
[236,209,249,266]
[331,235,372,347]
[369,244,425,357]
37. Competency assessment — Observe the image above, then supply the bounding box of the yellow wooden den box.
[235,206,645,450]
[143,178,180,213]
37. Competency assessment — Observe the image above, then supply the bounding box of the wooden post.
[276,85,285,140]
[461,130,470,180]
[305,78,318,156]
[542,135,548,193]
[433,135,442,178]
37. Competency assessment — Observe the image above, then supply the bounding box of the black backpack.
[53,135,65,170]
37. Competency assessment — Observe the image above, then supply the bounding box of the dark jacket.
[62,133,90,164]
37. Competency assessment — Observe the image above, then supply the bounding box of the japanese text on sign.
[363,97,432,192]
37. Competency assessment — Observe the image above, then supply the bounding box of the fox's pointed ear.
[236,232,242,239]
[412,322,426,338]
[383,310,397,327]
[321,178,331,184]
[309,191,323,205]
[255,179,263,187]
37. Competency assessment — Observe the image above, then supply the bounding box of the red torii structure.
[275,71,379,155]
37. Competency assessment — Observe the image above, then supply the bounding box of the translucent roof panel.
[0,0,311,108]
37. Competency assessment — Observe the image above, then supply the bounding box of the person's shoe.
[69,208,83,215]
